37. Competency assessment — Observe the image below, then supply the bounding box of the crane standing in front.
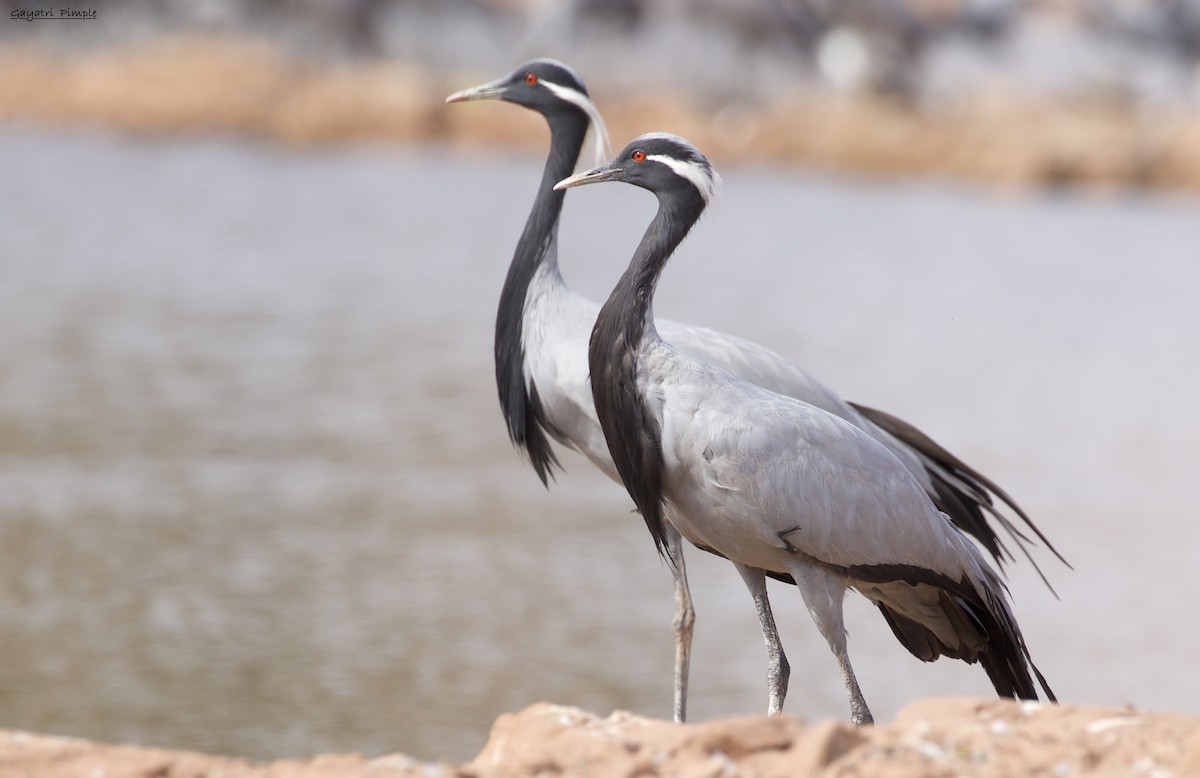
[557,133,1055,723]
[447,60,1062,722]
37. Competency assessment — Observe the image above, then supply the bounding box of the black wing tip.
[874,578,1055,705]
[970,597,1056,704]
[979,648,1056,703]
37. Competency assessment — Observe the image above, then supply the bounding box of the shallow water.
[1,129,1198,763]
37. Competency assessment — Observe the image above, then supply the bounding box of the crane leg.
[735,564,790,715]
[666,525,695,723]
[835,645,874,726]
[787,562,874,726]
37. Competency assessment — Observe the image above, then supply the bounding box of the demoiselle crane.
[446,60,1062,721]
[556,133,1056,723]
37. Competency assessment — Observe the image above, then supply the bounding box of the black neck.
[494,111,590,485]
[588,188,706,554]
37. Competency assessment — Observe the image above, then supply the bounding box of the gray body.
[563,133,1055,723]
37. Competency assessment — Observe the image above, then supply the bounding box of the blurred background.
[1,0,1199,767]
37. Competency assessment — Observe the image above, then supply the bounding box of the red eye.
[524,72,538,85]
[631,149,646,163]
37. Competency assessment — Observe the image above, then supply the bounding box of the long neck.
[588,190,706,555]
[512,115,588,280]
[494,111,589,485]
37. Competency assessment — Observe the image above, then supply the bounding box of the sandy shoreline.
[3,697,1198,777]
[3,36,1200,193]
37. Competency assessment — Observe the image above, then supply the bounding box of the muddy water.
[1,130,1197,762]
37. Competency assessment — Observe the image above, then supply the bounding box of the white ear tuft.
[542,80,612,168]
[646,154,721,205]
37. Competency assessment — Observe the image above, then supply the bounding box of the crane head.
[555,132,720,206]
[446,59,611,165]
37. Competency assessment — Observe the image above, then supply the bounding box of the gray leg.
[836,647,874,726]
[787,562,873,726]
[665,526,695,723]
[734,564,790,715]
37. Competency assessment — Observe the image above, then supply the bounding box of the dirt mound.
[3,698,1198,777]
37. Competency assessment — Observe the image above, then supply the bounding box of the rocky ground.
[3,35,1200,193]
[2,698,1198,777]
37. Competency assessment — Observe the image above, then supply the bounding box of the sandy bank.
[4,36,1200,193]
[3,698,1199,777]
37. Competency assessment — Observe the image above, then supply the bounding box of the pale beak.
[445,77,507,104]
[555,163,619,190]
